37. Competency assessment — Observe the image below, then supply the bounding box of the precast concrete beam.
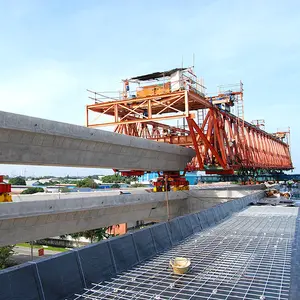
[0,110,195,170]
[0,192,189,246]
[0,188,265,247]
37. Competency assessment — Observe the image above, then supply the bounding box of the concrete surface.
[0,110,194,171]
[11,187,258,202]
[0,188,264,247]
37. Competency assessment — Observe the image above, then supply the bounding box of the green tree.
[39,180,60,186]
[76,177,98,188]
[59,232,82,247]
[60,179,78,184]
[59,187,70,193]
[0,246,14,269]
[111,183,120,188]
[81,229,108,243]
[9,176,26,186]
[130,183,146,188]
[101,174,136,185]
[101,174,121,183]
[62,227,116,244]
[21,187,44,194]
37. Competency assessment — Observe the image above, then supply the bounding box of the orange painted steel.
[86,79,293,174]
[86,90,209,128]
[184,110,293,173]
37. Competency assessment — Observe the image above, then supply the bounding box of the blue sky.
[0,0,299,177]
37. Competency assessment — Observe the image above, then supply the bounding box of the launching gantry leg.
[0,176,12,202]
[152,172,189,193]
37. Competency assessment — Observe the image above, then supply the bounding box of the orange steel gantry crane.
[85,67,293,187]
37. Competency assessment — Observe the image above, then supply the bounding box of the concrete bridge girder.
[0,110,195,170]
[0,189,263,247]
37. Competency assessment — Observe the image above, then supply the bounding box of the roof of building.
[130,68,187,81]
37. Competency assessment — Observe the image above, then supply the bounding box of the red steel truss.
[86,70,293,175]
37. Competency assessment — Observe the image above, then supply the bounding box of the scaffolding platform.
[72,205,298,300]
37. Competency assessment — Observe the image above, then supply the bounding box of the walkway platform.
[1,195,299,300]
[72,205,297,300]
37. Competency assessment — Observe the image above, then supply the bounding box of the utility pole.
[30,241,33,260]
[165,176,170,221]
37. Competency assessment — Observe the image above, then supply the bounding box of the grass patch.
[16,243,69,252]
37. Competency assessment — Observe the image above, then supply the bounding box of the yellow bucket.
[170,257,191,275]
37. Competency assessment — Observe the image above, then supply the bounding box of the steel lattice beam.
[86,86,293,174]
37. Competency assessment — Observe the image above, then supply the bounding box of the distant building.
[138,173,158,184]
[138,171,205,185]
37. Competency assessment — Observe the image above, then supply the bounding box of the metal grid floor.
[72,206,298,300]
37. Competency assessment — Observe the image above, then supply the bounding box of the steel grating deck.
[72,206,298,300]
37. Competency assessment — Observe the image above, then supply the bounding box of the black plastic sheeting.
[76,240,116,287]
[0,262,43,300]
[197,210,209,229]
[36,251,85,300]
[178,215,193,239]
[150,222,172,252]
[205,207,216,226]
[168,218,183,245]
[132,227,156,262]
[188,213,201,233]
[289,208,300,300]
[110,234,139,273]
[0,193,264,300]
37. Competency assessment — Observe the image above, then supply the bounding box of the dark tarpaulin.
[109,234,139,273]
[130,68,186,81]
[132,227,157,262]
[168,218,183,245]
[76,241,116,287]
[150,222,172,252]
[0,262,42,300]
[37,251,85,300]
